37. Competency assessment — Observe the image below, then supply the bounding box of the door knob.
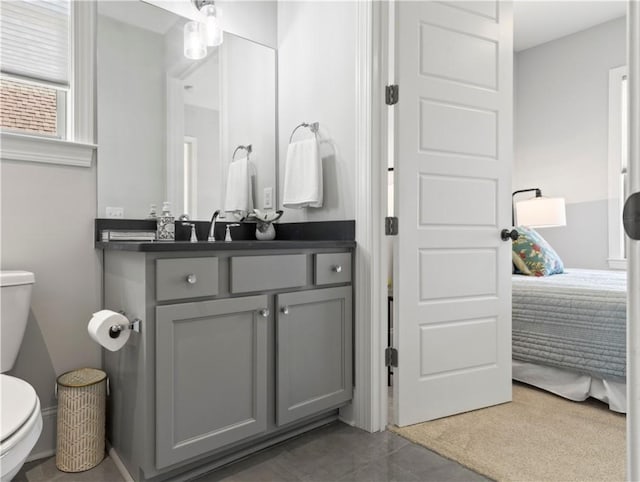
[281,306,290,315]
[623,192,640,240]
[259,309,270,318]
[501,229,519,241]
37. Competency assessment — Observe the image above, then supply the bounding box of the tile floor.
[14,455,123,482]
[15,423,490,482]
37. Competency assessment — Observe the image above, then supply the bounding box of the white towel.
[283,138,323,209]
[224,157,254,216]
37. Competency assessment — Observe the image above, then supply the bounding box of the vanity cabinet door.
[276,286,353,426]
[155,295,269,469]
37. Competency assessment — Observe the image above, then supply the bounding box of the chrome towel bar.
[232,144,252,161]
[288,122,319,143]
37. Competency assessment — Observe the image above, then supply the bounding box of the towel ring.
[232,144,252,162]
[288,122,319,144]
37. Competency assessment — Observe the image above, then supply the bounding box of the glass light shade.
[184,21,206,60]
[516,197,566,228]
[201,4,223,47]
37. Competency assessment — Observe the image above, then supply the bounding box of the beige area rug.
[390,384,626,482]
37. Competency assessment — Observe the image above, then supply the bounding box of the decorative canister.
[247,209,283,241]
[55,368,107,472]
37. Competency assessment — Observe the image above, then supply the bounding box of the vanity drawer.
[156,258,219,301]
[315,253,352,285]
[231,255,307,293]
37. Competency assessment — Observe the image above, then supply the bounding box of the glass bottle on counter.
[146,204,158,219]
[157,202,175,240]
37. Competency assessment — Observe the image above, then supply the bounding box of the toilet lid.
[0,375,37,442]
[0,271,35,287]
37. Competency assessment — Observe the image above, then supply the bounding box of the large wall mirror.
[97,1,277,220]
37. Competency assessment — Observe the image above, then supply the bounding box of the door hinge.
[385,347,398,367]
[385,84,399,105]
[385,216,398,236]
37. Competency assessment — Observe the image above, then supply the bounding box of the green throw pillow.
[512,226,564,276]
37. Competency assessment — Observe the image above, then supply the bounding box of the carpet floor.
[390,383,626,482]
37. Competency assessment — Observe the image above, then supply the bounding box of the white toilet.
[0,271,43,482]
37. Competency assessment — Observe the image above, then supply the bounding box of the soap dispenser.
[157,202,175,240]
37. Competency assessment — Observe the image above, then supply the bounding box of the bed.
[512,268,627,412]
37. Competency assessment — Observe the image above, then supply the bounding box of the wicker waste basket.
[55,368,107,472]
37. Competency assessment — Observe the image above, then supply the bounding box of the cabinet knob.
[281,306,290,315]
[331,265,343,273]
[186,274,197,284]
[259,308,270,318]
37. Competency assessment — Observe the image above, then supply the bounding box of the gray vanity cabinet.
[100,242,355,481]
[276,286,352,426]
[155,295,269,468]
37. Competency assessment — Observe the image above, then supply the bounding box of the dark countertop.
[96,240,356,252]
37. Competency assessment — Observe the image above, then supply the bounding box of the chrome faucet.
[208,210,221,241]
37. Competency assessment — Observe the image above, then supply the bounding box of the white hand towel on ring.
[282,138,323,208]
[224,156,254,216]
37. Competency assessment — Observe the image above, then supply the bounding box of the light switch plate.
[106,206,124,219]
[263,187,273,209]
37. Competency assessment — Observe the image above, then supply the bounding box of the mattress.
[512,268,626,381]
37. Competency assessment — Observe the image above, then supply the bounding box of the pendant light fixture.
[183,21,206,60]
[184,0,223,60]
[200,3,223,47]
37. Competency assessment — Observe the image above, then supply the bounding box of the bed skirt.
[513,360,626,413]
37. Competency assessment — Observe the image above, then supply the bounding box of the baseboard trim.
[107,444,135,482]
[26,406,57,462]
[25,406,136,482]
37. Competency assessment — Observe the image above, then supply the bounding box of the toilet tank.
[1,271,35,373]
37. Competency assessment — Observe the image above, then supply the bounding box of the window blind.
[1,0,71,86]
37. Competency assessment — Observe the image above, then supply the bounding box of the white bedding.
[513,360,627,413]
[512,268,627,412]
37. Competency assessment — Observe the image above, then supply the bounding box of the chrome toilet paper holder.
[109,312,142,339]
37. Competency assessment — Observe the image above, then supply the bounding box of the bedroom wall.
[514,16,626,269]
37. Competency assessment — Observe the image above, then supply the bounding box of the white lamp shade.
[515,197,566,228]
[184,21,206,60]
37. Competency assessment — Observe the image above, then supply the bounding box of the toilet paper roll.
[88,310,130,352]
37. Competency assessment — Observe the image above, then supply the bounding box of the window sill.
[607,258,627,270]
[1,132,96,168]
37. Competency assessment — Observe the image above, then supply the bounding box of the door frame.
[352,0,640,476]
[345,0,389,432]
[627,2,639,479]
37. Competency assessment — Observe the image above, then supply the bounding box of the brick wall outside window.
[0,78,58,135]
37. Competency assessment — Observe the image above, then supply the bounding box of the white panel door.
[394,0,513,426]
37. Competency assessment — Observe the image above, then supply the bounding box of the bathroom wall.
[184,105,221,219]
[221,33,277,216]
[97,15,166,219]
[1,160,102,458]
[514,16,626,268]
[277,1,357,222]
